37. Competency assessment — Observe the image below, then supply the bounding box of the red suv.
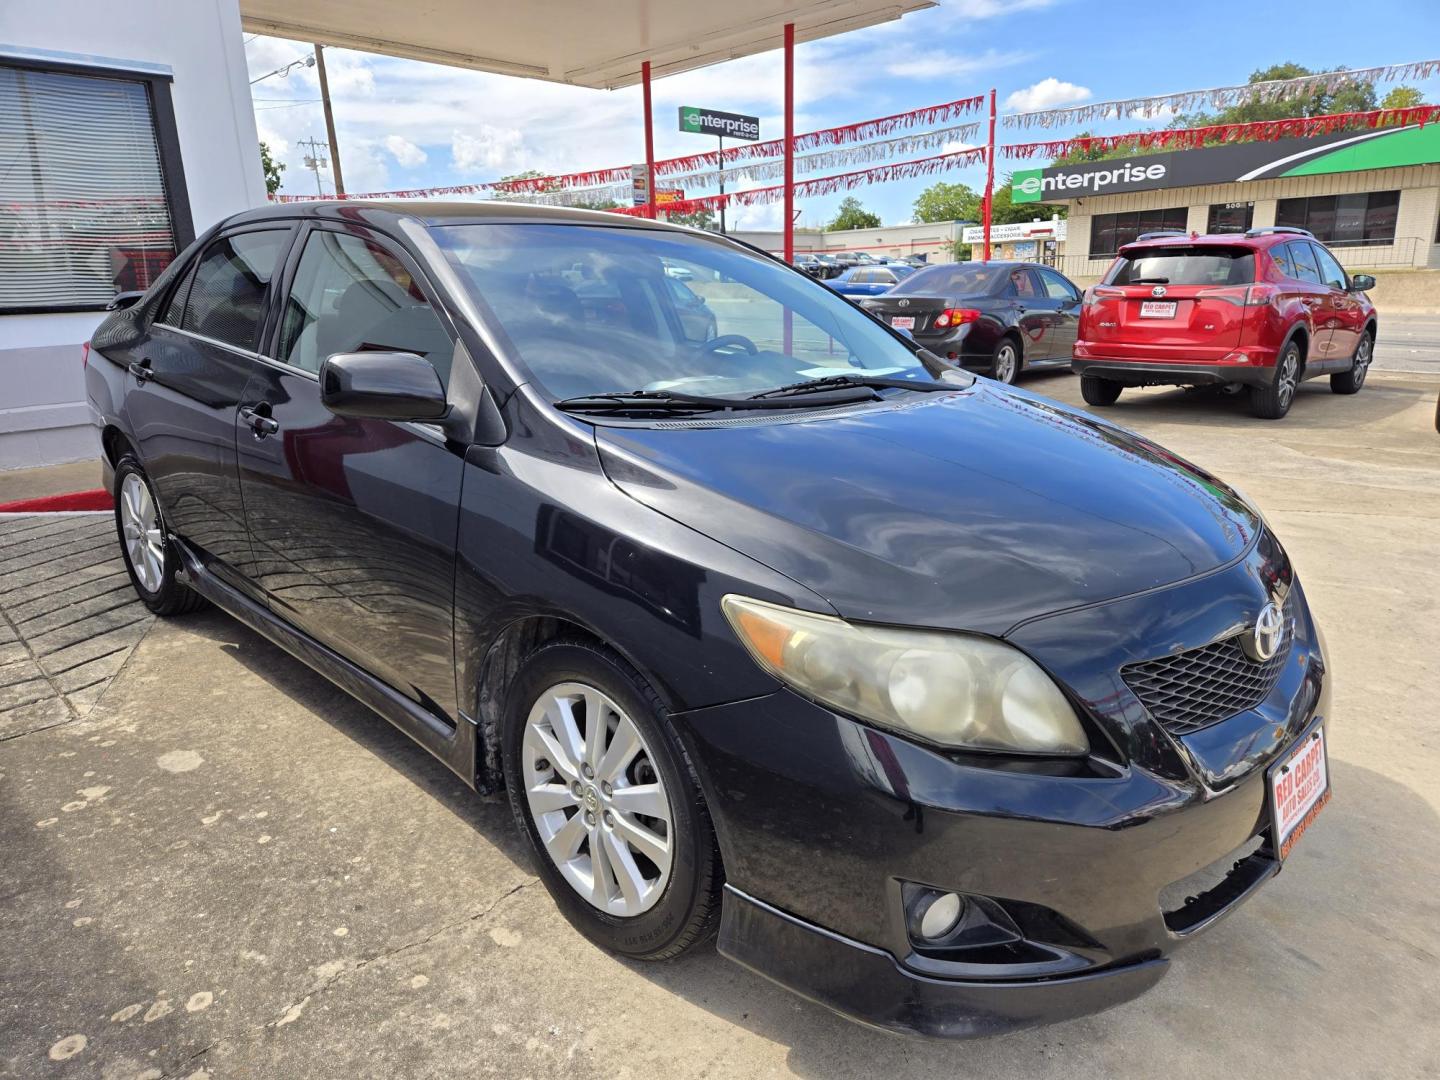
[1073,227,1376,419]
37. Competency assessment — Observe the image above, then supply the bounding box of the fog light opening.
[913,890,965,941]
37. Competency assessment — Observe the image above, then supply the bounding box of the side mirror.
[1350,273,1376,292]
[106,290,145,311]
[319,351,448,422]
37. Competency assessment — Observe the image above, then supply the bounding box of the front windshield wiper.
[747,373,960,400]
[554,385,881,415]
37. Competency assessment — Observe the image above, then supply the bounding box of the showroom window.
[1207,202,1254,234]
[0,58,191,313]
[1275,191,1400,246]
[1089,208,1188,256]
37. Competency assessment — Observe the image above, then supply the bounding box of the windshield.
[899,263,1008,296]
[1107,247,1255,286]
[431,223,932,400]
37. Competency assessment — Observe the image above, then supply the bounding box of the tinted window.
[1207,202,1254,234]
[1037,268,1079,301]
[278,231,452,380]
[1270,244,1296,279]
[179,231,288,350]
[1001,268,1040,298]
[1311,243,1348,290]
[431,223,935,401]
[1106,247,1254,286]
[156,258,199,328]
[1276,190,1399,245]
[902,263,1008,296]
[1089,208,1187,256]
[1287,241,1322,284]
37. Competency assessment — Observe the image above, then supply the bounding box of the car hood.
[595,382,1261,635]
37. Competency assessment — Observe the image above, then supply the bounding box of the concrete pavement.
[2,370,1438,1079]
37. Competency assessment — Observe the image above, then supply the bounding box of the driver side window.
[278,230,452,381]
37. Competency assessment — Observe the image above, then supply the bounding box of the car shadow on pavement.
[118,608,1440,1078]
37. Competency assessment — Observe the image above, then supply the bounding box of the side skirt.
[173,539,477,787]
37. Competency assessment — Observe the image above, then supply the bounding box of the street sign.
[678,106,760,141]
[630,163,649,207]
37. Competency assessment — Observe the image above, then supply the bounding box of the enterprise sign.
[678,106,761,140]
[1012,123,1440,202]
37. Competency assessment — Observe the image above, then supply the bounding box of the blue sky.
[247,0,1440,230]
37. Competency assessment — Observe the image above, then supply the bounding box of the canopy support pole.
[783,22,795,354]
[982,87,996,261]
[642,60,657,219]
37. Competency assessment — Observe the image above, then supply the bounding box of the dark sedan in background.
[862,262,1083,383]
[792,252,842,280]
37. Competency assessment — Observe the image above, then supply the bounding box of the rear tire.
[112,455,207,616]
[1330,331,1373,395]
[1249,340,1302,419]
[991,338,1022,384]
[502,639,722,961]
[1080,374,1123,406]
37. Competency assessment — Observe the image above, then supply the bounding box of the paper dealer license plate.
[1269,723,1330,860]
[1139,301,1177,318]
[890,316,916,330]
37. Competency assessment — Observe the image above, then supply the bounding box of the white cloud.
[384,135,428,168]
[1003,78,1092,113]
[883,48,1031,81]
[451,126,526,174]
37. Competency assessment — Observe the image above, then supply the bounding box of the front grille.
[1122,598,1293,735]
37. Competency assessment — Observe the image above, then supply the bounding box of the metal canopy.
[239,0,934,89]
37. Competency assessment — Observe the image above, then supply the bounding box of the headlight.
[722,596,1087,755]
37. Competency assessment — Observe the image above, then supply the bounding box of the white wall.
[1,0,266,470]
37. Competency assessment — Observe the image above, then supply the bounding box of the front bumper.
[675,537,1328,1037]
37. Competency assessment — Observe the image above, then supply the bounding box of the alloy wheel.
[120,473,165,593]
[1353,336,1372,388]
[522,682,674,917]
[1277,351,1299,408]
[994,345,1018,384]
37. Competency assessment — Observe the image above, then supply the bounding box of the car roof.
[219,198,692,233]
[1118,230,1310,254]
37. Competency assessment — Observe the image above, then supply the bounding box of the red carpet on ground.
[0,489,114,513]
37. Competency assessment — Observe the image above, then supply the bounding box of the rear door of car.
[1310,242,1363,362]
[1083,245,1252,364]
[1002,267,1053,360]
[235,221,466,727]
[1283,241,1337,361]
[124,225,294,594]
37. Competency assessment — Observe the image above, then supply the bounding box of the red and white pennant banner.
[604,146,989,218]
[1003,59,1440,128]
[274,95,986,202]
[1001,105,1440,159]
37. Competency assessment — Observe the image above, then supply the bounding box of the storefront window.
[0,61,186,312]
[1207,202,1254,234]
[1275,191,1399,246]
[1088,208,1187,257]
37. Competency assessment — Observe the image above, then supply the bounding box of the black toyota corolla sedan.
[861,261,1084,384]
[86,201,1331,1038]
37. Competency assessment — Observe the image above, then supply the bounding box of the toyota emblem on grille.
[898,299,910,308]
[1243,601,1285,662]
[1151,285,1167,298]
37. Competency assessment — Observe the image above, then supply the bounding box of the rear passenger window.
[1287,241,1322,284]
[278,231,452,382]
[179,231,288,350]
[1003,269,1039,298]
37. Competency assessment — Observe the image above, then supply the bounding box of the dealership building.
[1013,124,1440,282]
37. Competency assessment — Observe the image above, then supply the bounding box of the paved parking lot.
[2,370,1438,1079]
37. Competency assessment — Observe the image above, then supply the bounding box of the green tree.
[665,208,718,230]
[259,142,285,196]
[987,180,1066,225]
[912,181,979,223]
[1381,86,1424,110]
[1175,63,1376,128]
[827,196,881,230]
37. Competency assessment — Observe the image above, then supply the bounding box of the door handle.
[1301,297,1320,307]
[240,405,280,436]
[128,359,153,383]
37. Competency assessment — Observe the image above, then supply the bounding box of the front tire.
[990,337,1022,384]
[1250,340,1302,419]
[112,455,206,616]
[1330,331,1373,395]
[502,639,722,960]
[1080,373,1122,406]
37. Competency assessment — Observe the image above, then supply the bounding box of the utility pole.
[297,136,330,196]
[717,134,725,234]
[313,45,344,196]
